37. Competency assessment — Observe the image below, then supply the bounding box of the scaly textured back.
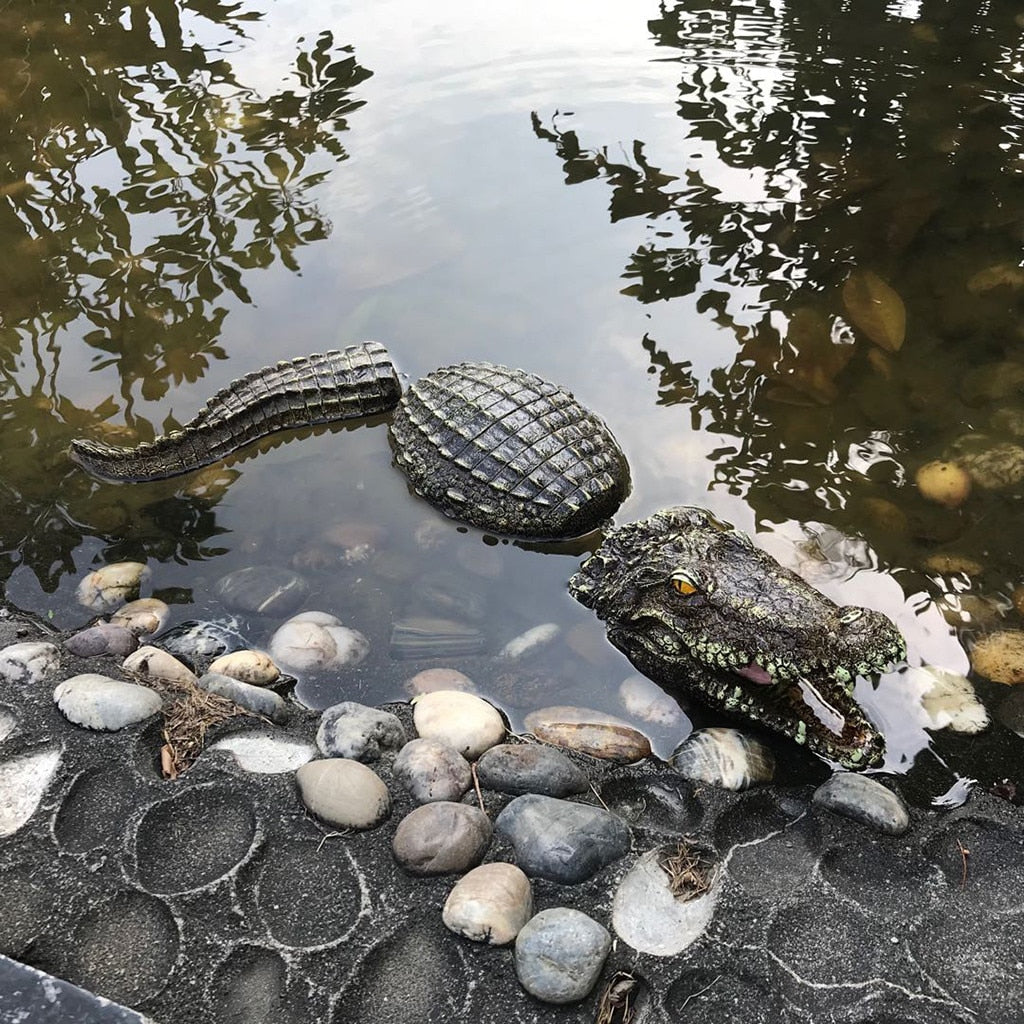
[389,362,630,538]
[68,344,401,481]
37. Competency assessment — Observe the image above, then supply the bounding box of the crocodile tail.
[69,343,402,482]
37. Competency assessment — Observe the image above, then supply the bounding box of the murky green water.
[3,0,1024,796]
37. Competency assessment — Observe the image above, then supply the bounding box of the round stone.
[912,665,989,733]
[669,728,775,790]
[812,773,910,834]
[514,908,611,1004]
[123,645,198,688]
[214,565,309,616]
[207,650,280,686]
[392,738,471,803]
[391,802,492,876]
[443,863,533,945]
[157,620,248,663]
[523,706,652,763]
[412,690,505,759]
[915,460,971,508]
[54,674,163,730]
[323,521,386,562]
[618,675,684,727]
[494,794,631,884]
[76,561,151,612]
[0,642,60,686]
[295,758,390,830]
[475,743,588,798]
[316,702,406,761]
[499,624,561,660]
[110,598,171,637]
[64,623,138,659]
[405,667,475,696]
[269,613,369,673]
[970,630,1024,685]
[197,673,288,724]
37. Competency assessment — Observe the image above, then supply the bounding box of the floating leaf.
[842,269,906,351]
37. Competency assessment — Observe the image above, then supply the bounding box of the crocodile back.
[389,362,630,538]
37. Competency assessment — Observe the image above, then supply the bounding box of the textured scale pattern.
[69,344,401,482]
[389,362,630,538]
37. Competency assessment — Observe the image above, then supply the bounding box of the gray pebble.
[476,743,588,798]
[197,672,288,724]
[157,620,247,662]
[393,738,471,803]
[317,702,406,761]
[53,674,162,731]
[0,642,60,685]
[495,794,631,884]
[214,565,309,616]
[64,623,138,659]
[392,802,492,876]
[514,908,611,1004]
[813,772,910,834]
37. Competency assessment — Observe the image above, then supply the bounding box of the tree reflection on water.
[534,0,1024,600]
[0,1,371,591]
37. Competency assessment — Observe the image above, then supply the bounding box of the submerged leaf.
[842,269,906,351]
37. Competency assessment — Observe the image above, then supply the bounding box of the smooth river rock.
[670,727,775,790]
[0,747,62,838]
[442,863,533,945]
[0,642,60,686]
[495,794,631,884]
[523,706,652,763]
[109,598,171,637]
[514,908,611,1004]
[813,772,910,834]
[391,802,492,876]
[122,646,198,688]
[54,674,163,731]
[207,650,280,686]
[295,758,390,830]
[475,743,588,798]
[197,673,288,724]
[269,613,369,673]
[316,702,406,761]
[412,690,505,759]
[76,561,151,612]
[392,738,472,803]
[64,623,138,659]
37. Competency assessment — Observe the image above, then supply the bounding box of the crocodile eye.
[671,572,700,596]
[838,607,864,625]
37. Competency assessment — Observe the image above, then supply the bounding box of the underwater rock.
[910,665,989,733]
[214,565,309,617]
[499,624,561,661]
[389,616,486,660]
[669,728,775,791]
[110,598,171,637]
[970,630,1024,685]
[269,612,369,673]
[618,675,685,727]
[914,460,972,508]
[76,561,151,612]
[156,620,248,663]
[197,672,288,724]
[404,667,476,696]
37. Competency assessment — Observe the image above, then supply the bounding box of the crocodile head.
[568,506,906,768]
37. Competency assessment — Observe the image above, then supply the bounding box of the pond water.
[2,0,1023,800]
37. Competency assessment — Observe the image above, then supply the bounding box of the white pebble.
[110,598,170,637]
[269,612,369,672]
[500,624,561,660]
[914,665,990,734]
[413,690,505,759]
[0,747,62,838]
[0,642,60,686]
[618,675,684,727]
[208,732,317,774]
[54,674,162,730]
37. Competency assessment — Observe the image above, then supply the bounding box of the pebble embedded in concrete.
[76,561,151,612]
[110,597,171,637]
[392,738,471,803]
[412,690,505,759]
[523,706,652,763]
[295,758,390,830]
[391,802,492,876]
[495,793,631,884]
[475,743,588,798]
[0,642,60,686]
[197,672,288,724]
[670,727,775,790]
[54,674,163,731]
[123,646,198,688]
[316,701,406,761]
[514,907,611,1004]
[207,650,280,686]
[405,667,475,696]
[64,623,138,659]
[813,772,910,834]
[442,863,533,945]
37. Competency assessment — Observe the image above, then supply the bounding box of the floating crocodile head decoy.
[69,342,905,767]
